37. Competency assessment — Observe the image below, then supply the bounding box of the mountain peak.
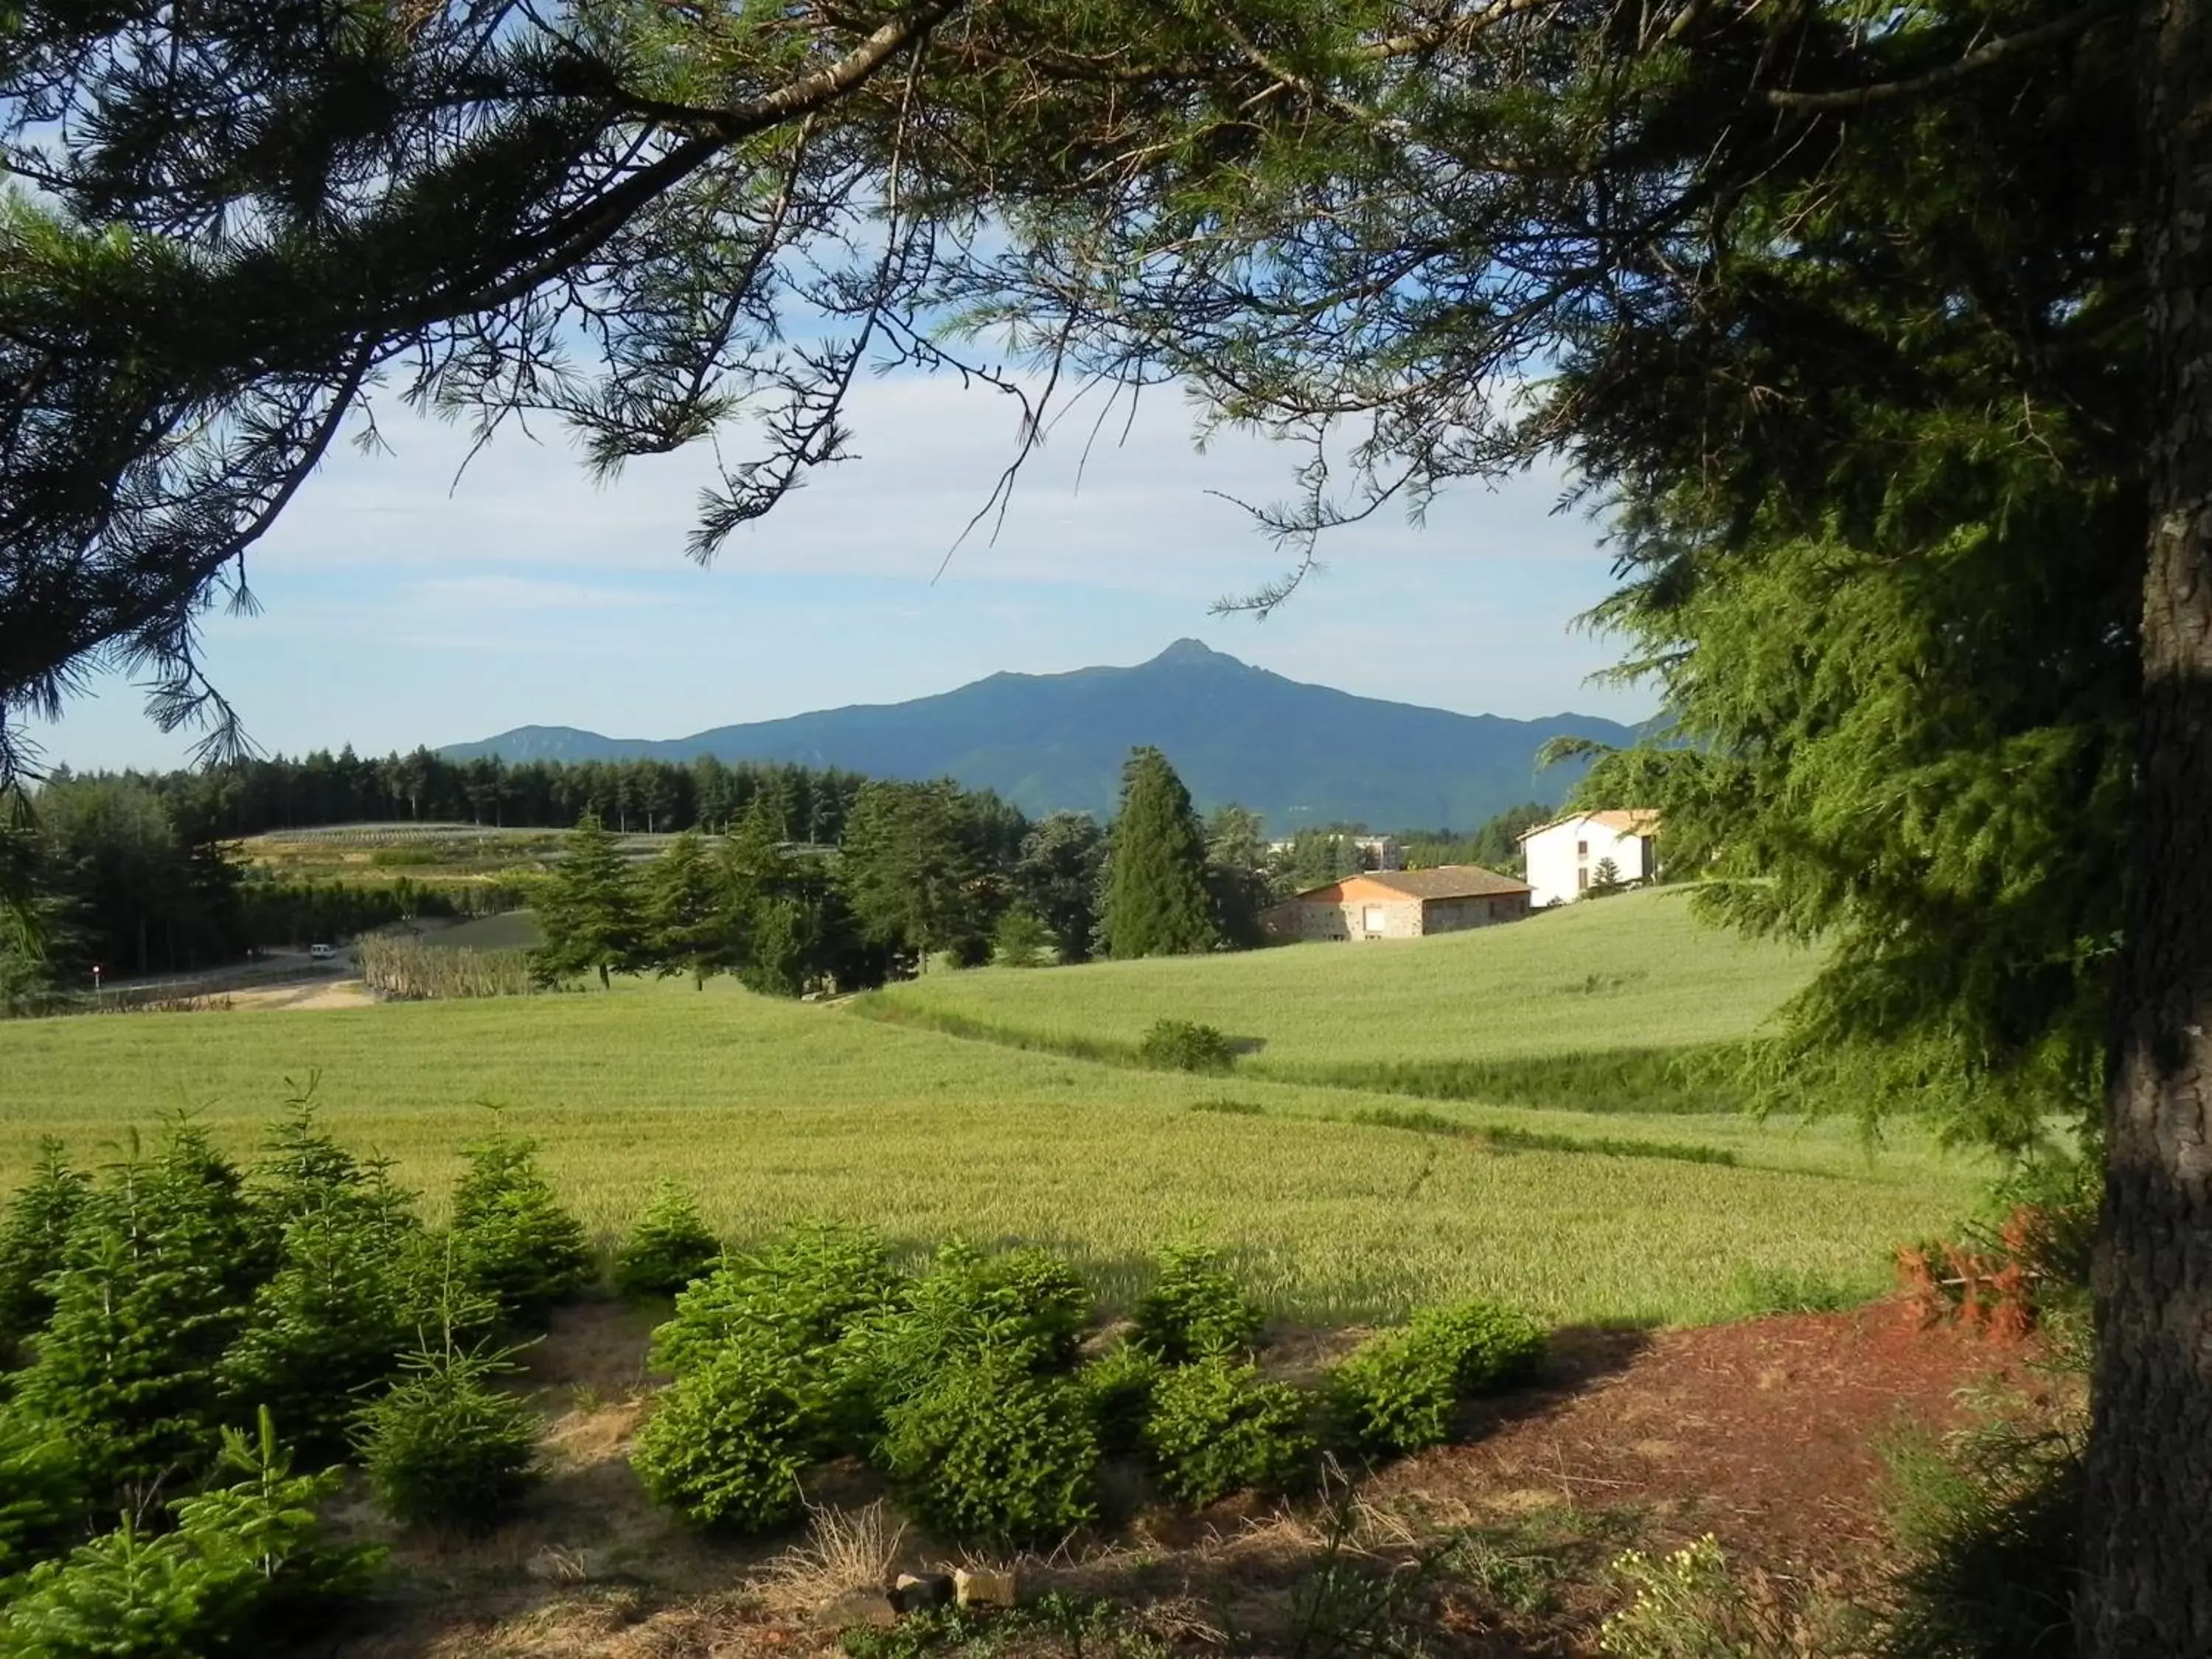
[443,644,1637,825]
[1152,638,1237,668]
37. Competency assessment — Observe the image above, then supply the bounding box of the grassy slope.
[0,923,1975,1329]
[876,888,1818,1068]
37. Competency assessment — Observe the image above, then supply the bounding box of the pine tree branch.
[1764,3,2118,111]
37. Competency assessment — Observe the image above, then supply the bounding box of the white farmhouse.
[1520,810,1660,907]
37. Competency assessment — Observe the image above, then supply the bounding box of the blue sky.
[30,372,1655,772]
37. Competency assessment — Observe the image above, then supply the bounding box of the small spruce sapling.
[1131,1247,1264,1363]
[630,1346,821,1533]
[448,1130,592,1324]
[355,1300,540,1534]
[613,1183,722,1299]
[0,1138,88,1366]
[16,1121,263,1506]
[1141,1356,1315,1507]
[878,1354,1101,1549]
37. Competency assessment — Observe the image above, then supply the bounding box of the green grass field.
[0,892,1982,1329]
[879,888,1818,1063]
[867,888,1821,1112]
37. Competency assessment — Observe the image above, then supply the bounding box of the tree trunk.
[2081,0,2212,1648]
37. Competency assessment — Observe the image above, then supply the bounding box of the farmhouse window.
[1577,868,1590,891]
[1577,840,1588,856]
[1361,905,1388,934]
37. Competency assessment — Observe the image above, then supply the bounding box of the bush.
[1077,1342,1162,1459]
[613,1183,723,1299]
[630,1346,821,1534]
[879,1354,1100,1548]
[1136,1019,1235,1074]
[447,1134,592,1324]
[355,1335,540,1533]
[1329,1301,1545,1457]
[650,1222,900,1377]
[1130,1247,1263,1363]
[1141,1357,1314,1506]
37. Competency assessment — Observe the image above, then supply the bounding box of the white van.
[309,943,335,963]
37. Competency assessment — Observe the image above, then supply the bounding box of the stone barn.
[1262,866,1534,942]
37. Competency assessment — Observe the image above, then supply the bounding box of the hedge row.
[629,1233,1545,1548]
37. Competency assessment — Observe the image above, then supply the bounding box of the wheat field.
[0,892,1980,1327]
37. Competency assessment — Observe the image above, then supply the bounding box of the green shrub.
[630,1346,820,1534]
[0,1140,88,1366]
[447,1134,592,1324]
[649,1222,900,1377]
[0,1411,369,1657]
[613,1183,723,1299]
[1136,1019,1235,1074]
[1329,1301,1545,1457]
[1077,1342,1162,1459]
[1130,1247,1263,1363]
[879,1354,1100,1548]
[354,1335,540,1533]
[1141,1357,1314,1506]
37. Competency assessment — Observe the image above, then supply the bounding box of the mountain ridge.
[441,641,1636,827]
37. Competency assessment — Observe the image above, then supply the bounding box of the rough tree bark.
[2081,0,2212,1647]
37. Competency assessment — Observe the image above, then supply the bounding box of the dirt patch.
[321,1304,2048,1658]
[227,978,378,1011]
[1379,1306,2056,1587]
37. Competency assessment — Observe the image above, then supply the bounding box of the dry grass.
[749,1502,907,1617]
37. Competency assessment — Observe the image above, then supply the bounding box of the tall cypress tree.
[1103,749,1218,960]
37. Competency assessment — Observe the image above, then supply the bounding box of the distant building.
[1262,866,1532,942]
[1519,810,1660,907]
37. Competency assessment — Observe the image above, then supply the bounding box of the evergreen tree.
[220,1107,424,1464]
[715,799,858,996]
[838,782,1001,968]
[1012,812,1107,965]
[529,814,642,990]
[446,1134,591,1326]
[0,1140,89,1368]
[1203,804,1273,948]
[1102,749,1218,959]
[644,830,725,989]
[18,1123,263,1506]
